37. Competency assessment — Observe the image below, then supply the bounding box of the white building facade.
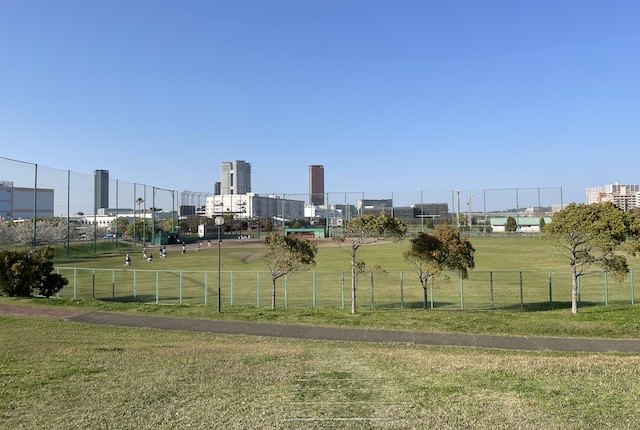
[205,193,304,221]
[220,160,251,195]
[586,183,640,211]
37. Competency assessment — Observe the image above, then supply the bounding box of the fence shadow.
[496,301,602,312]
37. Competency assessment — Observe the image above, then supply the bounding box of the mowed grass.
[1,315,640,430]
[4,237,640,429]
[53,237,640,310]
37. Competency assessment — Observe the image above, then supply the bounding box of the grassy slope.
[1,316,640,430]
[4,238,640,428]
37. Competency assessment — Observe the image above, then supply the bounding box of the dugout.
[153,232,182,245]
[283,228,325,239]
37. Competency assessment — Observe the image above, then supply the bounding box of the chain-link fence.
[1,156,564,256]
[54,267,636,310]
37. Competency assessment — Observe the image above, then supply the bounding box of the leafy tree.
[333,212,406,314]
[110,218,129,234]
[543,202,640,314]
[454,213,468,227]
[126,218,152,242]
[263,233,318,308]
[505,216,518,232]
[404,225,475,309]
[0,247,68,297]
[539,217,546,231]
[163,218,176,232]
[425,219,434,229]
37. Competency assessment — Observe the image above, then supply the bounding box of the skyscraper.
[220,161,251,195]
[309,165,324,206]
[94,169,109,211]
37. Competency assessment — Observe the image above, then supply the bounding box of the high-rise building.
[586,182,640,212]
[220,161,251,195]
[309,165,324,206]
[94,170,109,211]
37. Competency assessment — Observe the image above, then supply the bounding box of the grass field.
[52,237,640,310]
[3,238,640,428]
[2,308,640,429]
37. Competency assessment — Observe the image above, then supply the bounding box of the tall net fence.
[0,157,180,256]
[1,156,564,256]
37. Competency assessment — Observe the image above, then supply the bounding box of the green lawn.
[3,237,640,429]
[52,238,640,310]
[1,313,639,429]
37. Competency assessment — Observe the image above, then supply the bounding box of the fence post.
[133,270,137,303]
[489,271,494,308]
[548,271,553,310]
[459,271,464,309]
[257,272,261,307]
[75,269,78,301]
[204,271,208,306]
[519,271,523,309]
[313,272,316,308]
[112,269,115,300]
[284,274,288,308]
[371,272,374,309]
[430,284,434,309]
[632,269,635,305]
[230,271,234,306]
[577,276,581,307]
[155,271,159,304]
[400,272,404,309]
[179,271,183,305]
[90,269,94,300]
[341,272,345,309]
[604,271,608,306]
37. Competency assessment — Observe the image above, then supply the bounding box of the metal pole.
[217,226,221,312]
[400,272,404,309]
[519,271,523,308]
[215,215,224,312]
[33,164,37,247]
[67,170,71,258]
[490,271,494,308]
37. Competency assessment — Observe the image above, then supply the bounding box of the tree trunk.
[272,278,277,309]
[422,286,428,309]
[351,255,357,314]
[571,262,578,315]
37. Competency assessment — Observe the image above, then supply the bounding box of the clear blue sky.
[1,0,638,207]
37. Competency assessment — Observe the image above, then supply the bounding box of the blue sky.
[1,0,638,207]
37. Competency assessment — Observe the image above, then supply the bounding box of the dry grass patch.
[2,316,640,429]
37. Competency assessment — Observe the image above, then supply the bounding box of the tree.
[110,217,129,235]
[163,218,176,232]
[505,216,518,232]
[333,212,406,314]
[403,225,475,309]
[0,247,68,297]
[263,233,318,308]
[543,202,640,314]
[126,218,152,242]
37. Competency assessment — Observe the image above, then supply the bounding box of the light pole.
[215,216,225,313]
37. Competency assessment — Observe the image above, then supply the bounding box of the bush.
[0,247,68,297]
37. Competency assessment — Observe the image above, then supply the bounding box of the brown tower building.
[309,165,324,206]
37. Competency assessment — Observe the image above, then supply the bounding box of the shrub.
[0,247,68,297]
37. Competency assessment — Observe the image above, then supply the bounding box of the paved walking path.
[3,303,640,353]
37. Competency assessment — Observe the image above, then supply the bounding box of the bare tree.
[333,212,406,314]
